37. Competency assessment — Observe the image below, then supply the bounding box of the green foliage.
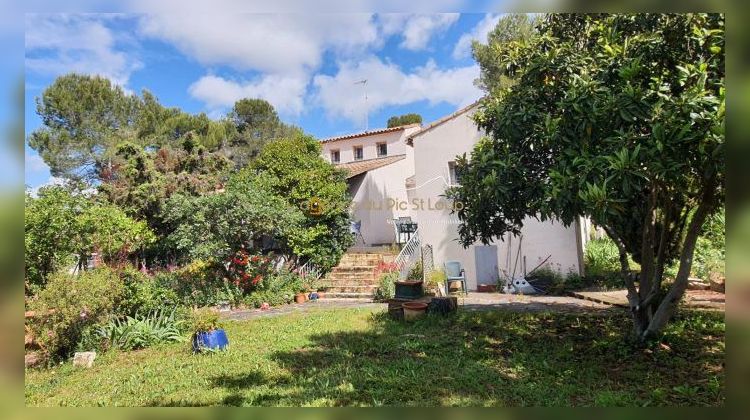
[188,308,223,333]
[472,13,539,94]
[243,289,296,309]
[24,186,81,291]
[375,272,398,300]
[246,135,353,270]
[28,267,124,360]
[584,238,622,278]
[28,74,139,181]
[77,202,156,263]
[386,113,422,128]
[406,260,423,281]
[98,140,232,248]
[425,269,447,288]
[693,208,725,280]
[117,267,180,317]
[225,98,302,168]
[98,309,185,351]
[154,260,242,308]
[162,178,300,264]
[449,13,725,339]
[25,186,155,291]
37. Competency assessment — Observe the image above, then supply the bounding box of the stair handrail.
[298,259,323,281]
[393,228,421,279]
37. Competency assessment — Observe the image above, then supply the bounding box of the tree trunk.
[642,197,713,340]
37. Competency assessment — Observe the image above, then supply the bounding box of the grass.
[25,307,725,407]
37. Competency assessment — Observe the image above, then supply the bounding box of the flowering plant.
[374,261,399,277]
[227,249,273,292]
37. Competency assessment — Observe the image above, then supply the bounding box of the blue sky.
[24,13,503,191]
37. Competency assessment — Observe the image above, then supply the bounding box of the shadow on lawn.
[197,310,724,407]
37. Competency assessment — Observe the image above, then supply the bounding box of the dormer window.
[354,146,364,161]
[330,149,340,163]
[377,142,387,157]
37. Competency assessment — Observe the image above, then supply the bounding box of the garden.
[24,13,725,407]
[25,81,354,366]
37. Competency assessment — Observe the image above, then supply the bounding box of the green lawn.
[25,307,724,407]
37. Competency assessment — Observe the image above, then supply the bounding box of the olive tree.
[448,14,724,341]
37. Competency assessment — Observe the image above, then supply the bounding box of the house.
[405,102,587,290]
[320,124,421,246]
[321,105,587,291]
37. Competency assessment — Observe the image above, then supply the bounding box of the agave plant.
[99,309,185,350]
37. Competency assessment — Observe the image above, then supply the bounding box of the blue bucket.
[192,329,229,352]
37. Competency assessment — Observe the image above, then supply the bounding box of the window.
[354,146,364,161]
[448,161,461,185]
[330,149,340,163]
[377,142,388,157]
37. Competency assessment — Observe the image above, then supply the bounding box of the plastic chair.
[443,261,467,295]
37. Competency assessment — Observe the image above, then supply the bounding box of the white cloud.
[379,13,459,51]
[26,176,66,198]
[188,74,308,115]
[313,56,481,123]
[452,13,503,60]
[138,12,379,76]
[25,14,142,86]
[25,153,49,173]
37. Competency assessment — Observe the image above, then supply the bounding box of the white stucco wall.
[348,157,413,246]
[408,105,583,290]
[320,126,419,175]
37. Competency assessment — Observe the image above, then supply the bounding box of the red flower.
[252,275,262,285]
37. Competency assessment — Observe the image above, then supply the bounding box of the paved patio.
[223,292,618,321]
[571,289,725,311]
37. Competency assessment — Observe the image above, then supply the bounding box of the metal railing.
[298,259,324,280]
[393,228,421,279]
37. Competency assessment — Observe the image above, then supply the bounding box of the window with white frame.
[353,146,364,160]
[330,149,340,163]
[377,142,387,157]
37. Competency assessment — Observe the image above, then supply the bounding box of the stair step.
[326,272,376,278]
[332,266,379,272]
[325,285,379,293]
[324,291,377,299]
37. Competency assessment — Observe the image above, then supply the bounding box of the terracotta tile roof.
[405,101,482,145]
[321,123,421,144]
[335,154,406,179]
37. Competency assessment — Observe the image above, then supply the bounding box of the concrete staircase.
[321,251,396,298]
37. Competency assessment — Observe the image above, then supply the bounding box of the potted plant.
[190,308,228,353]
[425,269,447,295]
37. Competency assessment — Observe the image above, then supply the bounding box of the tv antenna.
[354,79,368,131]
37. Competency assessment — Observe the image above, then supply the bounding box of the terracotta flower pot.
[294,293,307,304]
[402,301,428,321]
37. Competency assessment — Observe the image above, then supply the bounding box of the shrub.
[188,308,223,333]
[425,268,447,290]
[407,260,424,281]
[375,272,398,301]
[243,289,295,308]
[227,250,275,292]
[584,238,621,278]
[25,186,155,293]
[98,309,185,351]
[118,267,179,316]
[28,267,124,361]
[156,260,242,307]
